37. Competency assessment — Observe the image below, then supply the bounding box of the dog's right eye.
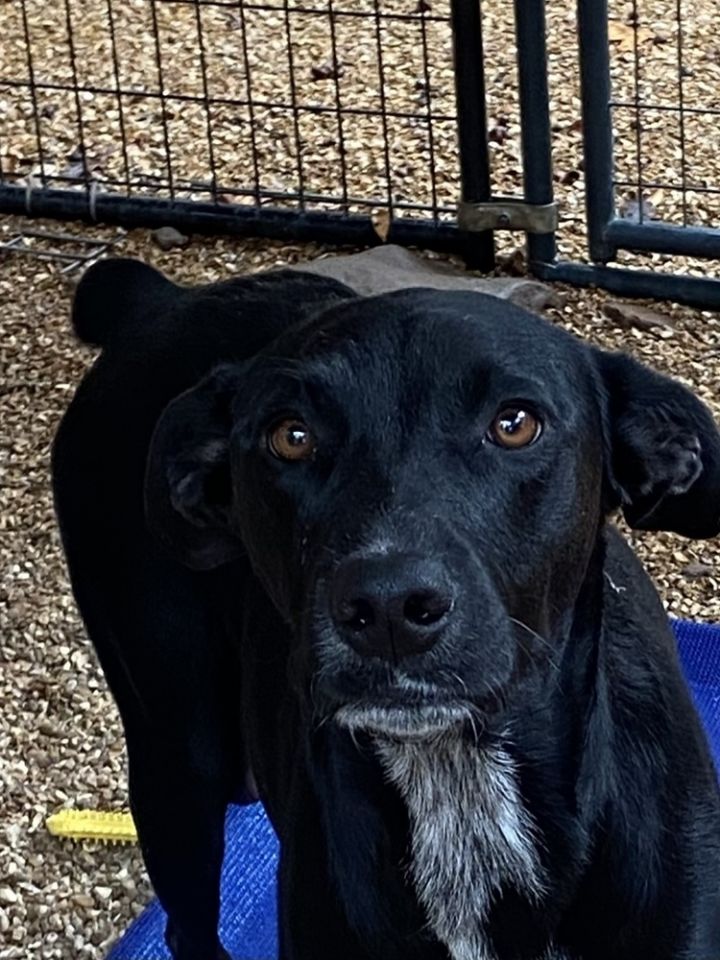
[267,418,317,461]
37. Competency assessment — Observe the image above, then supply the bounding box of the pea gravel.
[1,0,719,957]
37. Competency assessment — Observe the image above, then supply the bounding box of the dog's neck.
[314,644,606,958]
[313,542,612,958]
[374,731,546,960]
[369,652,608,960]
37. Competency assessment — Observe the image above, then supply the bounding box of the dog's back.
[51,262,356,959]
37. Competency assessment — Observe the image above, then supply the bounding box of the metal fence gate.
[534,0,720,308]
[1,0,719,308]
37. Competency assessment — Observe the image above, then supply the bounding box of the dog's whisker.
[464,705,485,745]
[444,669,470,696]
[509,616,561,674]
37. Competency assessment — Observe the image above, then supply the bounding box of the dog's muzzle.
[314,551,478,739]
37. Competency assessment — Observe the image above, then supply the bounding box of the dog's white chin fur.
[334,701,476,740]
[334,702,548,960]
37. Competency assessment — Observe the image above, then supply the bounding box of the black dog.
[52,258,720,960]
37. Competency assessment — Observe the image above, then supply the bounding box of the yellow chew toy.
[46,809,138,844]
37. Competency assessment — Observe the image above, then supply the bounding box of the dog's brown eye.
[267,419,317,461]
[489,407,541,449]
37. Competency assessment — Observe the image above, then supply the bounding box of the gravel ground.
[1,0,720,958]
[2,217,719,960]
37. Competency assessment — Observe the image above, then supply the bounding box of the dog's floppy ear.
[145,365,244,570]
[72,258,179,348]
[598,350,720,538]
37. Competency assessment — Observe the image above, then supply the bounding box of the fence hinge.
[458,199,558,234]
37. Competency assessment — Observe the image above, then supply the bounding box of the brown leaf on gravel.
[602,300,676,334]
[608,20,656,51]
[371,209,391,242]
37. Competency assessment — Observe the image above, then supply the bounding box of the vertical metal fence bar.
[19,0,47,187]
[148,0,175,199]
[326,0,349,211]
[675,0,689,226]
[630,0,644,224]
[237,1,262,205]
[450,0,494,270]
[283,1,306,209]
[513,0,556,265]
[105,0,132,194]
[418,6,440,221]
[577,0,616,262]
[371,0,395,215]
[192,1,220,201]
[63,0,92,200]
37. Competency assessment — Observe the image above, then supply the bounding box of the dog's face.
[222,293,606,733]
[146,289,720,736]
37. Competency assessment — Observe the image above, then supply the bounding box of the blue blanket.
[107,618,720,960]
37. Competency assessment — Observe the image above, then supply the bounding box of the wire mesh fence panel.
[0,0,463,227]
[602,0,720,245]
[3,0,720,306]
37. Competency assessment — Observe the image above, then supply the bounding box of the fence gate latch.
[458,199,558,234]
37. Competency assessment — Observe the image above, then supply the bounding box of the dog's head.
[146,289,720,738]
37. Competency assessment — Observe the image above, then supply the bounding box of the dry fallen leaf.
[608,20,656,52]
[371,209,391,242]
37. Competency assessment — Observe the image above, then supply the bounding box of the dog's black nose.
[330,555,455,660]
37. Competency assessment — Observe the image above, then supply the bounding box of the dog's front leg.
[276,807,379,960]
[125,729,231,960]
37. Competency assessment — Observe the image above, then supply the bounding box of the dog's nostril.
[403,592,452,627]
[340,597,375,631]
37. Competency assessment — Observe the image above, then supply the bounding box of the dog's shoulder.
[601,524,673,651]
[595,524,720,904]
[599,523,707,748]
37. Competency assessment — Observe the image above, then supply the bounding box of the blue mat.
[107,618,720,960]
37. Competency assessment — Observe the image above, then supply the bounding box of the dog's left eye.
[267,418,317,461]
[488,406,542,449]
